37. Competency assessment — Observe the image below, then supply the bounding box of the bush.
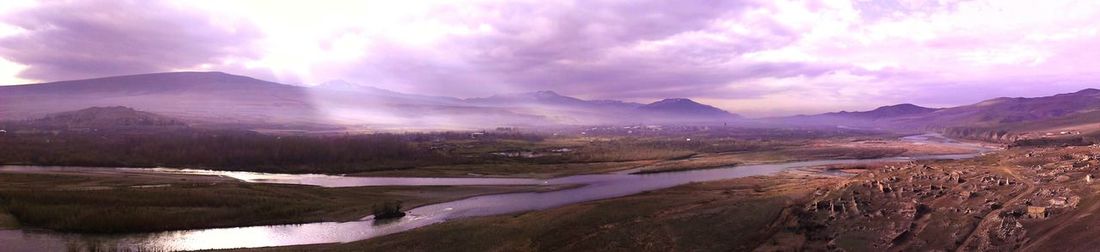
[372,201,406,219]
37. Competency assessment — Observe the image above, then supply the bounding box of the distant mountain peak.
[639,98,739,119]
[650,98,700,105]
[470,90,586,105]
[868,103,937,114]
[514,90,570,99]
[878,103,919,108]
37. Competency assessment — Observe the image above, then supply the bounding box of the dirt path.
[955,166,1036,251]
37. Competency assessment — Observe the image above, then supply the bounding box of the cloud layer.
[0,0,260,81]
[3,0,1100,116]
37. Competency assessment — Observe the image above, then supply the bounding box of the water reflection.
[130,168,546,187]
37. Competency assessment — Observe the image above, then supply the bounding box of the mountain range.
[772,88,1100,140]
[0,72,740,129]
[2,71,1099,136]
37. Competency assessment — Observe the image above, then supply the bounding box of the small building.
[1027,206,1048,218]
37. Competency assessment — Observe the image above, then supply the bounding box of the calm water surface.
[0,133,993,251]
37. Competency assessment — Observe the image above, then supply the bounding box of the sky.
[1,0,1100,117]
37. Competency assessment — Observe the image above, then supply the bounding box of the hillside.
[910,88,1100,128]
[0,72,322,126]
[637,98,741,122]
[32,106,186,128]
[769,103,939,129]
[772,89,1100,138]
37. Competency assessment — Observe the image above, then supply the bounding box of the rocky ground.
[765,145,1100,251]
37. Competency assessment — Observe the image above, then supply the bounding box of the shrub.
[372,201,406,219]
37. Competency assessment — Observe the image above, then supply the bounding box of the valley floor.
[238,145,1100,252]
[0,133,978,235]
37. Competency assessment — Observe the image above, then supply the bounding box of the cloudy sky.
[1,0,1099,117]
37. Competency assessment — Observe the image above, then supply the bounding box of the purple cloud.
[321,0,836,100]
[0,0,262,81]
[5,0,1100,116]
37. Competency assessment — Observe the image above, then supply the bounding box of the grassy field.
[240,175,840,252]
[357,136,967,177]
[0,171,557,233]
[587,137,970,174]
[631,145,910,174]
[1,125,916,177]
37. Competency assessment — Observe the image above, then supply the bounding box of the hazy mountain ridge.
[769,103,939,128]
[913,88,1100,142]
[821,104,940,119]
[910,88,1100,127]
[466,92,740,124]
[5,71,1098,132]
[0,72,740,128]
[769,89,1100,137]
[637,98,741,121]
[467,91,589,106]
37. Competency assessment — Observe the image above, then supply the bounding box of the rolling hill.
[31,106,186,128]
